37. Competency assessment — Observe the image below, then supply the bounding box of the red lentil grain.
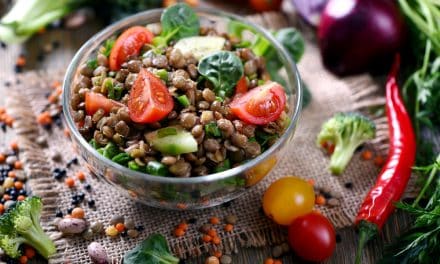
[76,171,86,181]
[207,229,217,237]
[264,258,274,264]
[14,181,23,190]
[71,207,85,219]
[17,195,26,201]
[178,222,188,231]
[224,224,234,232]
[316,195,326,206]
[19,255,28,264]
[10,141,18,151]
[8,171,16,178]
[361,150,373,160]
[14,161,22,169]
[202,235,212,243]
[374,155,385,167]
[24,247,36,259]
[0,154,5,163]
[212,236,221,245]
[209,217,220,225]
[174,228,185,237]
[65,177,75,188]
[115,223,125,233]
[0,204,4,214]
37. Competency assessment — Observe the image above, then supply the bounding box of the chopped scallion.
[205,123,222,137]
[177,95,190,107]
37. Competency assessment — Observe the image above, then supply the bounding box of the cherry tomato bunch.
[262,176,336,262]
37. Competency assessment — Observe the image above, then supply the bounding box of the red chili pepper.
[354,55,416,264]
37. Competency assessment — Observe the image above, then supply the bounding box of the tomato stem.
[355,221,378,264]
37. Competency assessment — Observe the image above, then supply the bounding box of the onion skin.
[318,0,406,76]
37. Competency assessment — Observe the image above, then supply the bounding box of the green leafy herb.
[86,59,98,70]
[399,0,440,166]
[214,159,231,173]
[205,123,222,138]
[128,161,142,171]
[101,38,115,57]
[177,95,190,107]
[89,139,99,149]
[274,28,305,62]
[111,153,132,166]
[380,155,440,263]
[103,142,120,159]
[146,161,168,176]
[124,234,179,264]
[198,51,244,98]
[255,129,279,151]
[152,3,199,47]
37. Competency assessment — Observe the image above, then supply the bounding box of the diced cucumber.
[174,36,226,60]
[146,126,198,155]
[146,161,168,176]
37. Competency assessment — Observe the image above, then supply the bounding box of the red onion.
[318,0,405,76]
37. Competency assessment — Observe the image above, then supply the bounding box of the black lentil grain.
[188,218,197,224]
[84,184,92,191]
[67,207,74,214]
[135,225,144,231]
[344,182,353,189]
[0,42,6,49]
[55,210,63,218]
[88,199,95,207]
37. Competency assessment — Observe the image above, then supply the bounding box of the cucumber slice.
[174,36,226,60]
[146,127,198,155]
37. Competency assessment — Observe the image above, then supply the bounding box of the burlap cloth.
[3,12,417,263]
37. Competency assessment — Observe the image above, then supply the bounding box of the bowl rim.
[62,7,302,185]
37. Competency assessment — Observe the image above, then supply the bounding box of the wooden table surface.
[0,1,416,263]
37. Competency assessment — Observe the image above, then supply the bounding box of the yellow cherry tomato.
[263,176,315,225]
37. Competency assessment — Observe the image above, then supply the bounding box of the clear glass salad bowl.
[62,8,302,210]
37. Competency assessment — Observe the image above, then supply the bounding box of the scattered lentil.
[374,155,385,167]
[105,226,119,237]
[207,229,217,237]
[202,235,212,243]
[220,255,232,264]
[327,198,340,207]
[110,215,124,225]
[224,224,233,232]
[24,247,35,259]
[174,228,185,237]
[82,229,94,240]
[271,245,283,258]
[19,255,28,264]
[212,236,221,245]
[90,221,104,233]
[224,214,237,225]
[209,217,220,225]
[316,195,326,205]
[65,177,75,188]
[205,256,220,264]
[71,207,85,219]
[76,171,86,181]
[127,229,139,238]
[361,150,373,160]
[115,223,125,233]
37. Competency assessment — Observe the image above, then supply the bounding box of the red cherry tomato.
[249,0,282,12]
[109,26,154,71]
[128,68,174,123]
[229,82,286,125]
[85,92,124,116]
[288,212,336,262]
[235,76,248,95]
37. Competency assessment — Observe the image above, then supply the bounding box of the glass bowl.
[62,8,302,210]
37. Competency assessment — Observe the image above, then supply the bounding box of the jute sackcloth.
[4,12,417,263]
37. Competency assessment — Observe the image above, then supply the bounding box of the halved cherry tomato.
[85,92,124,115]
[128,68,174,123]
[109,26,154,71]
[249,0,282,12]
[229,82,286,125]
[235,76,248,95]
[288,212,336,262]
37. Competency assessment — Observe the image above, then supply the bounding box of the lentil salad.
[70,4,290,178]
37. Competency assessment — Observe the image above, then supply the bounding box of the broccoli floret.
[0,197,56,259]
[317,112,376,175]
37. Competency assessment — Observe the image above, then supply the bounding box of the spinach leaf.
[111,153,132,165]
[198,51,244,98]
[275,28,305,63]
[153,3,199,47]
[124,234,179,264]
[103,142,120,159]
